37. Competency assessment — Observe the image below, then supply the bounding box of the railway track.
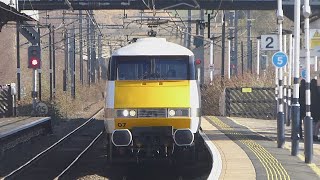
[60,131,212,180]
[1,109,104,180]
[2,108,212,180]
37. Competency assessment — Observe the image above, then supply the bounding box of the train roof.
[112,38,194,56]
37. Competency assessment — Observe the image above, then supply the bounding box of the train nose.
[173,129,194,146]
[112,129,132,146]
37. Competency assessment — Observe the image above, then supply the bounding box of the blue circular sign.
[272,51,288,68]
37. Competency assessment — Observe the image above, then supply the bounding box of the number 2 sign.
[261,35,279,51]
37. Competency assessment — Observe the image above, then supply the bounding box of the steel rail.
[1,108,103,179]
[53,130,104,179]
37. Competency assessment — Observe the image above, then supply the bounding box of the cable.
[64,0,73,10]
[141,0,151,10]
[210,0,223,20]
[152,0,156,16]
[85,10,102,35]
[28,0,36,17]
[19,19,80,47]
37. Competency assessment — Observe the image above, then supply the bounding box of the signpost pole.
[260,34,280,114]
[283,35,288,125]
[303,0,313,163]
[274,52,286,147]
[287,33,293,126]
[32,69,38,115]
[277,0,285,148]
[291,0,301,156]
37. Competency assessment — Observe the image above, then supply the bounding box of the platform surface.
[201,116,320,180]
[0,117,51,139]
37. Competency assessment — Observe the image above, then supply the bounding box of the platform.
[0,117,51,155]
[201,116,320,180]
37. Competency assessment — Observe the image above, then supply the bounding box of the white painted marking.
[199,130,222,180]
[0,117,51,139]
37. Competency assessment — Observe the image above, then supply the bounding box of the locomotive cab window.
[110,56,195,80]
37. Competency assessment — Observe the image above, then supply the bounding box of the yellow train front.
[104,38,201,162]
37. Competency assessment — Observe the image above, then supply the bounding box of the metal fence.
[224,87,276,119]
[0,84,13,117]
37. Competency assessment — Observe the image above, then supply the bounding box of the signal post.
[28,45,41,115]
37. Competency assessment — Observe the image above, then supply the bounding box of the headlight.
[168,109,176,117]
[116,109,137,118]
[129,110,136,117]
[122,110,129,117]
[168,108,190,117]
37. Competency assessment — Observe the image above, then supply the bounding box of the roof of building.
[0,2,35,31]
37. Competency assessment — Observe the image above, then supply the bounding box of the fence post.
[225,88,231,116]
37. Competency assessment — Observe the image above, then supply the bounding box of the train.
[104,37,201,162]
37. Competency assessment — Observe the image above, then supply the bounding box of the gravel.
[0,101,104,178]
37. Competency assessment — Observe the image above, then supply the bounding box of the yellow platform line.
[208,116,290,180]
[284,144,320,177]
[227,116,320,178]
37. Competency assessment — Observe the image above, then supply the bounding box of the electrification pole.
[241,41,244,75]
[257,38,260,76]
[187,10,191,49]
[98,34,102,82]
[200,9,205,84]
[37,28,41,101]
[184,29,188,47]
[91,17,96,84]
[234,10,239,75]
[16,22,21,101]
[15,0,21,102]
[221,12,226,79]
[228,10,235,76]
[247,10,252,73]
[49,25,53,101]
[79,10,84,85]
[227,39,231,79]
[52,26,56,99]
[63,11,68,92]
[87,13,91,86]
[70,26,76,99]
